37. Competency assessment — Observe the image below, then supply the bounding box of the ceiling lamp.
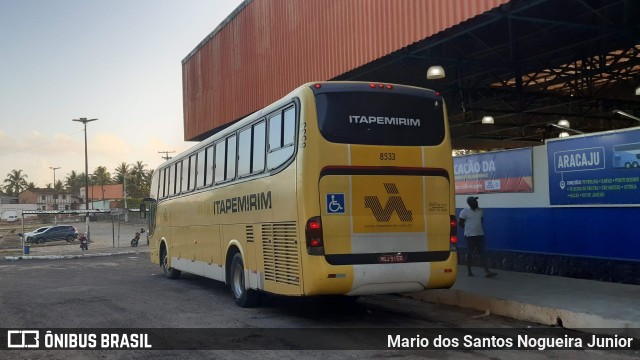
[426,65,445,80]
[636,86,640,96]
[557,119,570,128]
[559,132,570,138]
[481,116,494,124]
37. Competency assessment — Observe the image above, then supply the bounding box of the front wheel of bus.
[230,253,259,307]
[161,247,181,279]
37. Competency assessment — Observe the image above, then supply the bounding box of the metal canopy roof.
[335,0,639,150]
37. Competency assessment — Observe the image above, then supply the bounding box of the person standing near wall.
[459,196,497,278]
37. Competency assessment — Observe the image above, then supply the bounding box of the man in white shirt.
[458,196,497,278]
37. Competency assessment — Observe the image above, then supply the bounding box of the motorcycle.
[131,228,145,247]
[79,234,89,251]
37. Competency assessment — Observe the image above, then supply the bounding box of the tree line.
[1,161,153,206]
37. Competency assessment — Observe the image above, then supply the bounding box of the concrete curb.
[3,249,149,261]
[405,289,640,338]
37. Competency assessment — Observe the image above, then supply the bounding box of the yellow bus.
[146,81,458,307]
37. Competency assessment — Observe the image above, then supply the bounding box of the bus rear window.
[315,92,445,146]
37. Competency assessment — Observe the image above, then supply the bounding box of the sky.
[0,0,244,187]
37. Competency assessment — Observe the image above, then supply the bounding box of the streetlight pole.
[49,166,60,189]
[50,166,60,224]
[72,117,98,241]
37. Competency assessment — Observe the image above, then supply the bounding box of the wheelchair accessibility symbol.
[326,193,345,214]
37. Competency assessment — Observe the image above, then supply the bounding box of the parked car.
[23,225,79,244]
[6,215,19,222]
[19,226,50,240]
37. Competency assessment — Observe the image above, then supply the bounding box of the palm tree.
[140,169,154,197]
[3,169,29,196]
[64,170,83,196]
[112,162,130,184]
[93,166,112,186]
[129,161,149,198]
[93,166,111,207]
[54,180,65,192]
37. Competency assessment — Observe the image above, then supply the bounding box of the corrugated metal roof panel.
[183,0,508,140]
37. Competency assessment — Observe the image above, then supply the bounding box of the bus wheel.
[161,247,181,279]
[230,253,259,307]
[633,162,639,168]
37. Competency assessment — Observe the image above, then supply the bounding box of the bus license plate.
[378,253,406,263]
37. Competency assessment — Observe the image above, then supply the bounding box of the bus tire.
[230,253,259,307]
[161,246,181,279]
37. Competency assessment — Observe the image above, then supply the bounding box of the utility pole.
[124,177,128,222]
[158,150,175,161]
[72,117,98,241]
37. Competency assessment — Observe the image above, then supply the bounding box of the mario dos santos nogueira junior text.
[387,333,635,350]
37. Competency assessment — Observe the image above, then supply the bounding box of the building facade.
[18,189,80,211]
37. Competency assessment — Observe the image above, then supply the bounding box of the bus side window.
[159,167,166,199]
[188,154,196,191]
[282,107,295,147]
[238,128,252,177]
[175,161,183,195]
[214,141,225,183]
[268,113,282,151]
[267,108,295,170]
[169,164,176,196]
[206,145,214,186]
[252,121,266,173]
[226,135,237,181]
[196,149,206,189]
[182,158,190,193]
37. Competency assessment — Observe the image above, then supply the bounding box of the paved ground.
[2,220,639,355]
[2,254,637,359]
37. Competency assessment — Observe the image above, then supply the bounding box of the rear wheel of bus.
[230,253,259,307]
[161,245,181,279]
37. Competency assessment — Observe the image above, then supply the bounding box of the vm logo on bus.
[364,183,413,222]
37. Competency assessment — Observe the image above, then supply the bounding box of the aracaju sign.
[547,128,640,205]
[454,148,533,194]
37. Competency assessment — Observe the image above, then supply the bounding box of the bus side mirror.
[140,204,146,219]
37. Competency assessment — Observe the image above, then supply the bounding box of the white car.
[6,215,19,222]
[19,226,50,241]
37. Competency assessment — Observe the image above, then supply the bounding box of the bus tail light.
[370,83,394,89]
[450,215,458,249]
[305,216,324,255]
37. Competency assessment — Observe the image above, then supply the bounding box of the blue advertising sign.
[547,128,640,205]
[454,148,533,194]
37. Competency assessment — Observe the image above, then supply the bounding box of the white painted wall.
[0,204,38,219]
